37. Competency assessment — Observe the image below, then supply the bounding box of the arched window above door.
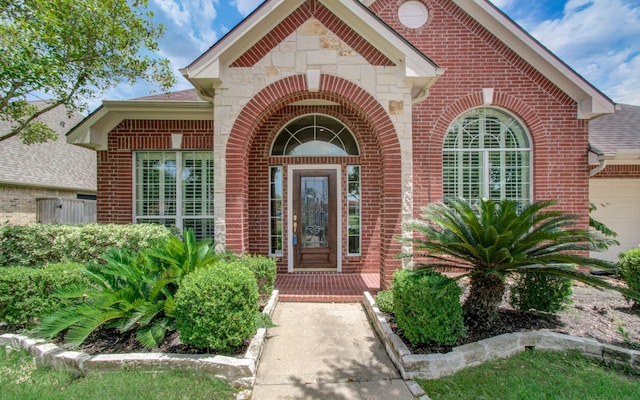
[271,114,359,156]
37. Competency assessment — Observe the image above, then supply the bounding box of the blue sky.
[96,0,640,109]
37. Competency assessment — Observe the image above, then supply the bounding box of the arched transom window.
[443,108,531,205]
[271,114,359,156]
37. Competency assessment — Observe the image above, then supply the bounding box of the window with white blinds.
[135,151,214,240]
[443,108,531,205]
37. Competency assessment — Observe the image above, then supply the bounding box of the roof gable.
[230,2,394,67]
[181,0,442,100]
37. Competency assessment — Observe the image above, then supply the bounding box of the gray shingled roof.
[590,104,640,155]
[0,102,96,192]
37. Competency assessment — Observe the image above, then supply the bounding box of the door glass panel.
[301,176,329,249]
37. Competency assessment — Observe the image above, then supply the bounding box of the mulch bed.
[384,308,562,354]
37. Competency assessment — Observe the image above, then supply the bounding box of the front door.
[292,169,337,269]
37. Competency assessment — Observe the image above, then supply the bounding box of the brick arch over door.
[420,91,550,207]
[226,74,402,284]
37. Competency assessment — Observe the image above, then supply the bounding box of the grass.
[418,350,640,400]
[0,347,237,400]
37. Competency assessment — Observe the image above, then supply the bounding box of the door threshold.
[292,268,339,273]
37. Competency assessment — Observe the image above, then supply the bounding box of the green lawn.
[418,350,640,400]
[0,347,237,400]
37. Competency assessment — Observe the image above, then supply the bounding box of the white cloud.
[154,0,190,27]
[231,0,262,16]
[525,0,640,105]
[488,0,514,9]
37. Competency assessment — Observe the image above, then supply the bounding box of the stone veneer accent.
[0,291,279,390]
[363,292,640,380]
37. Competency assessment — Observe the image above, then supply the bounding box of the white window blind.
[443,108,531,205]
[135,151,214,240]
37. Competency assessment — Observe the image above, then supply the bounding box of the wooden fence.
[36,198,97,224]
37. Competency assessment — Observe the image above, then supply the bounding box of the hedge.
[0,223,175,267]
[0,262,90,327]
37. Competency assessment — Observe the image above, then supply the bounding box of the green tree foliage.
[0,0,176,143]
[401,198,636,330]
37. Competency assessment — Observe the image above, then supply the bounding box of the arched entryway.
[225,74,404,296]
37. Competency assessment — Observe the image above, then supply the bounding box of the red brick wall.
[371,0,590,228]
[590,165,640,178]
[96,120,213,224]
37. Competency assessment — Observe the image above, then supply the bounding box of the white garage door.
[590,178,640,262]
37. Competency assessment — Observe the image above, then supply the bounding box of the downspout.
[589,159,608,177]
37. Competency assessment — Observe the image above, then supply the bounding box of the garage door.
[589,178,640,262]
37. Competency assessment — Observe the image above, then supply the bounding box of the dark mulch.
[51,326,249,356]
[385,308,562,354]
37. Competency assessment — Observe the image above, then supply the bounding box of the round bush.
[620,247,640,307]
[392,269,465,346]
[175,261,259,352]
[509,271,572,314]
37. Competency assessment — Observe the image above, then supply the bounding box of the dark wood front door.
[292,169,337,269]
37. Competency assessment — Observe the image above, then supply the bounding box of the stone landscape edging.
[363,291,640,380]
[0,289,279,389]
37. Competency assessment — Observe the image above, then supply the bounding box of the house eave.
[66,101,213,151]
[453,0,614,119]
[0,179,97,194]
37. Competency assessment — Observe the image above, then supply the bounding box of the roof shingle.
[0,102,96,192]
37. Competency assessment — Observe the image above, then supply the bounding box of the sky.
[94,0,640,110]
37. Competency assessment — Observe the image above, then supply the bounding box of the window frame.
[442,107,533,205]
[133,151,214,239]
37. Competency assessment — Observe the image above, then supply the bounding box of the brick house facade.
[68,0,615,287]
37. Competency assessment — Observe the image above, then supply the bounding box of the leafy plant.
[375,289,394,313]
[175,261,259,352]
[32,230,227,348]
[392,269,465,346]
[239,254,277,297]
[619,247,640,307]
[32,248,175,348]
[401,198,633,329]
[589,203,620,251]
[510,271,573,314]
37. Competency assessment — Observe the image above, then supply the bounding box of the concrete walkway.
[252,302,415,399]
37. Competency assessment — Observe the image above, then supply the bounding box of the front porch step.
[275,273,380,302]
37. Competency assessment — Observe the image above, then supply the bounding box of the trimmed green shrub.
[620,247,640,307]
[0,223,174,267]
[375,290,394,313]
[240,255,276,297]
[392,269,465,346]
[175,261,259,352]
[0,262,89,327]
[509,271,573,314]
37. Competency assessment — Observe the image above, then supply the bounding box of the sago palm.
[402,198,634,330]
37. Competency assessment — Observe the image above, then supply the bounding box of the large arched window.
[271,114,359,156]
[443,108,531,205]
